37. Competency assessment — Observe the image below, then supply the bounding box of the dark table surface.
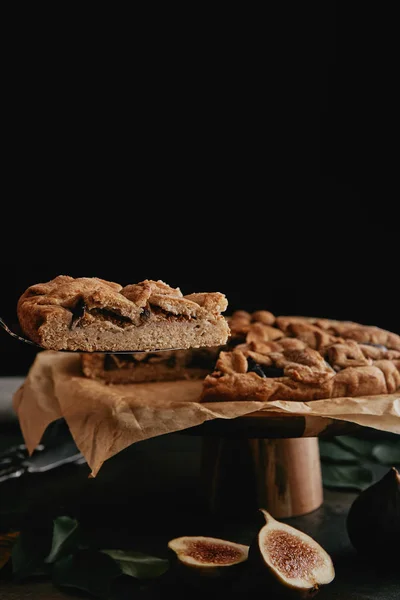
[0,381,399,599]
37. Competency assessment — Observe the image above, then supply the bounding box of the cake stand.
[185,411,360,519]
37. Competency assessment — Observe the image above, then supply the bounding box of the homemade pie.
[17,276,230,352]
[201,310,400,402]
[81,346,220,384]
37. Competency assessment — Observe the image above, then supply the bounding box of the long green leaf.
[319,440,360,463]
[334,436,375,458]
[101,549,169,580]
[45,516,80,564]
[372,443,400,465]
[321,464,373,492]
[52,550,121,600]
[11,521,53,580]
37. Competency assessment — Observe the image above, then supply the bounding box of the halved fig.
[167,536,249,578]
[250,510,335,598]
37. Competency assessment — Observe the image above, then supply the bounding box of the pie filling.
[104,354,177,370]
[247,357,285,378]
[69,302,200,330]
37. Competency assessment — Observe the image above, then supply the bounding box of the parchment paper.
[13,352,400,476]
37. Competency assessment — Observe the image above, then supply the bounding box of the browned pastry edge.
[201,311,400,402]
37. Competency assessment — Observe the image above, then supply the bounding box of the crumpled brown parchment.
[13,351,400,476]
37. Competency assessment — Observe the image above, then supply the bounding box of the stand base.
[201,436,323,518]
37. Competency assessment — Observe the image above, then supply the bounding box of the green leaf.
[319,440,360,463]
[52,550,121,600]
[372,442,400,465]
[11,515,82,580]
[101,550,169,580]
[45,516,80,564]
[321,464,373,491]
[335,436,375,458]
[11,520,53,580]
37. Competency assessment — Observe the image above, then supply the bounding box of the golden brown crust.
[201,311,400,402]
[17,276,229,352]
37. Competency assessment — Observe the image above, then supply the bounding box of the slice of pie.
[201,310,400,402]
[81,346,220,384]
[17,276,230,352]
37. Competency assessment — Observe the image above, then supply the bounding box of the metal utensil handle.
[0,316,38,347]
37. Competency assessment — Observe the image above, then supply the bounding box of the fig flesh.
[250,510,335,598]
[346,467,400,563]
[167,536,249,577]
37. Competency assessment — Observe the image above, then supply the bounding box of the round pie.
[201,311,400,402]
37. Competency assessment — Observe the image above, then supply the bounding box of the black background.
[1,3,397,374]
